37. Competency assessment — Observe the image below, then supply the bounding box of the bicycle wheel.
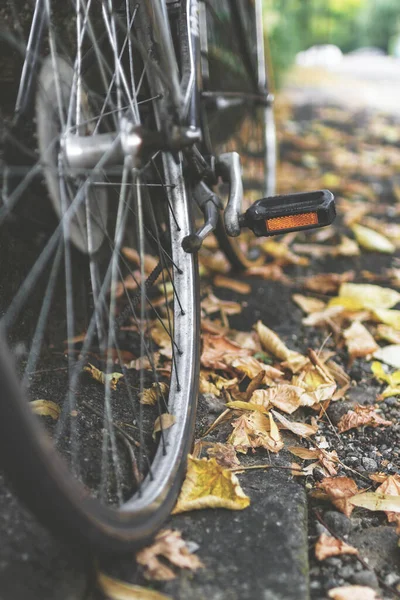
[0,1,199,551]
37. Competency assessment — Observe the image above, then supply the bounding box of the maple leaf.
[328,586,380,600]
[337,404,392,433]
[315,533,358,561]
[343,321,378,361]
[318,476,359,517]
[136,529,204,581]
[172,456,250,514]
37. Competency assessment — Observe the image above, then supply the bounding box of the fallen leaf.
[213,275,251,295]
[337,404,392,433]
[374,344,400,369]
[201,292,242,316]
[376,324,400,345]
[337,283,400,310]
[136,529,203,581]
[371,361,400,398]
[30,400,61,420]
[122,247,159,273]
[198,251,230,275]
[302,306,345,331]
[139,382,169,405]
[350,491,400,513]
[245,263,289,282]
[206,442,241,469]
[256,384,317,414]
[226,400,269,414]
[255,321,293,360]
[292,294,326,314]
[328,585,380,600]
[303,272,354,294]
[372,474,400,532]
[226,355,284,380]
[199,372,238,397]
[261,239,309,266]
[271,410,318,438]
[228,411,284,453]
[153,414,176,439]
[83,364,124,390]
[318,476,359,517]
[336,235,360,257]
[315,533,358,561]
[343,321,378,361]
[290,447,339,476]
[97,573,171,599]
[351,224,395,254]
[172,456,250,514]
[373,308,400,330]
[201,334,250,370]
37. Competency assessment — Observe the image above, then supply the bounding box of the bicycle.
[0,0,335,552]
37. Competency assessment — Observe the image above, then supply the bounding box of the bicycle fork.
[182,151,336,252]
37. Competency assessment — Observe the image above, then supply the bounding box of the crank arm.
[239,189,335,236]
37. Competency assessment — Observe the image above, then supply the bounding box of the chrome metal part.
[217,152,243,237]
[182,180,221,253]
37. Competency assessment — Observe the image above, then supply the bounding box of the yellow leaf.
[97,572,171,600]
[255,321,293,361]
[30,400,60,420]
[153,414,176,439]
[350,492,400,513]
[172,456,250,514]
[84,364,124,390]
[376,324,400,344]
[374,344,400,369]
[261,240,309,266]
[227,355,283,380]
[351,224,395,254]
[371,361,400,386]
[373,308,400,330]
[139,382,169,405]
[338,283,400,310]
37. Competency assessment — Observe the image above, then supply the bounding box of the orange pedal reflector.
[266,211,318,232]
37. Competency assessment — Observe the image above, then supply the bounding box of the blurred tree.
[358,0,400,53]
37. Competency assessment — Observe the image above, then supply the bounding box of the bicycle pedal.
[239,189,335,237]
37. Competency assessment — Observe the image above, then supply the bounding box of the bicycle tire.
[0,1,200,551]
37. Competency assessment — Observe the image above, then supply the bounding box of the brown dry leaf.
[337,404,392,433]
[245,263,289,283]
[288,446,317,460]
[83,364,124,390]
[172,456,250,514]
[343,321,378,361]
[150,321,173,359]
[315,533,358,561]
[292,294,326,314]
[328,586,380,600]
[255,321,305,370]
[318,476,359,517]
[288,447,338,476]
[302,306,345,332]
[226,400,269,414]
[292,243,336,258]
[140,382,169,405]
[153,414,176,439]
[198,251,230,275]
[213,275,251,295]
[206,442,241,469]
[122,247,159,273]
[261,239,309,266]
[30,400,61,420]
[271,410,318,438]
[256,384,317,414]
[303,272,354,294]
[201,292,242,317]
[201,334,251,370]
[336,235,360,257]
[228,411,284,453]
[227,355,284,380]
[97,572,171,600]
[136,529,204,581]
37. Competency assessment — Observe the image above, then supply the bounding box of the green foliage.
[358,0,400,53]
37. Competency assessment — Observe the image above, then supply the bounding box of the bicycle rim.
[0,0,200,550]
